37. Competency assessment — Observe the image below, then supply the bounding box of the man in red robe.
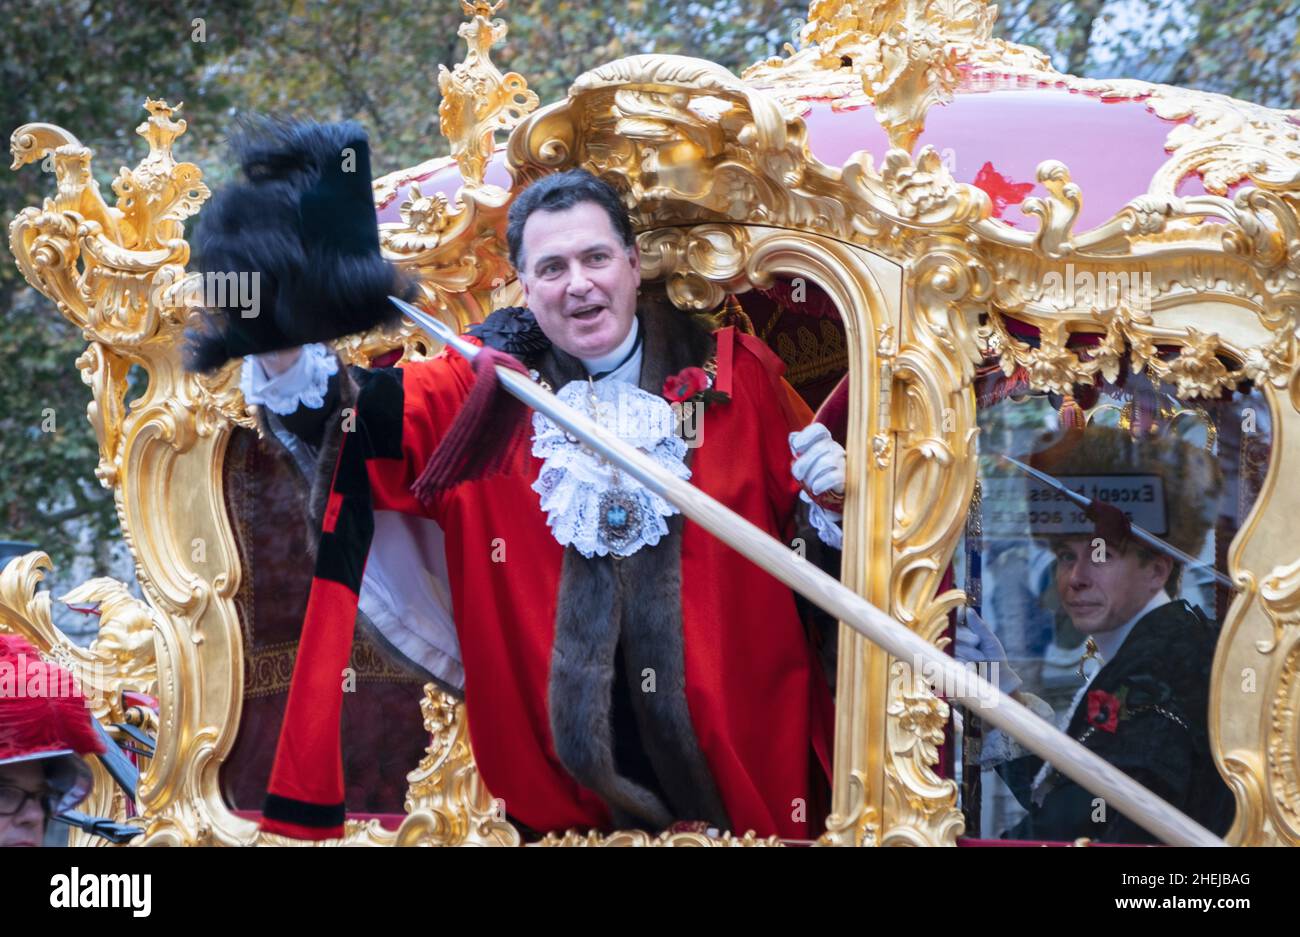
[188,126,844,840]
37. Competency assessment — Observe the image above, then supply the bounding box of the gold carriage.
[5,0,1300,846]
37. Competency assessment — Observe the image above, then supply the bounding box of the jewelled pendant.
[597,487,643,555]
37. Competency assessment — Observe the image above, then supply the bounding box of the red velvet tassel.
[411,346,532,501]
[813,373,850,446]
[976,364,1032,409]
[1029,393,1087,473]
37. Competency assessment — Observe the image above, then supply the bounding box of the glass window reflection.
[952,370,1267,843]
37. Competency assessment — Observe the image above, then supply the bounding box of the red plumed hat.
[0,634,105,813]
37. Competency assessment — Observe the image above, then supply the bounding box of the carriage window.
[949,364,1267,843]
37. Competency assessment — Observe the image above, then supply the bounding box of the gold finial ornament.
[438,0,539,187]
[364,0,538,342]
[746,0,1029,150]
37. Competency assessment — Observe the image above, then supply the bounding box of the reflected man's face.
[1052,536,1172,635]
[0,760,49,847]
[518,201,641,360]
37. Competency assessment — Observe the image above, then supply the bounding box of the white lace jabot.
[241,343,338,415]
[531,378,688,558]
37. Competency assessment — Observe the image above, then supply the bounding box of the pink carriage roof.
[375,68,1265,232]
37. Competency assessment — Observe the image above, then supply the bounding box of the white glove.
[954,607,1022,696]
[789,423,845,497]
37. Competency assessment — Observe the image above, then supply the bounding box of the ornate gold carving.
[982,302,1291,399]
[377,178,517,339]
[882,662,963,845]
[744,0,1035,148]
[372,154,457,210]
[10,100,207,345]
[872,323,897,470]
[510,54,855,238]
[372,1,539,346]
[874,224,982,846]
[438,0,538,187]
[393,686,521,846]
[636,223,914,846]
[818,770,880,846]
[0,552,159,843]
[1021,161,1082,261]
[378,0,542,341]
[1265,643,1300,841]
[852,10,961,151]
[1147,90,1300,198]
[0,552,159,726]
[7,102,263,847]
[637,224,752,311]
[842,145,990,231]
[1260,556,1300,654]
[743,4,1300,363]
[749,0,1299,212]
[512,41,1299,403]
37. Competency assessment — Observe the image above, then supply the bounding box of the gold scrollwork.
[438,0,539,188]
[637,224,751,311]
[377,180,517,344]
[0,552,159,727]
[510,53,854,238]
[394,686,521,847]
[1260,556,1300,655]
[744,0,1017,150]
[0,552,160,844]
[882,661,963,846]
[982,302,1292,399]
[1265,643,1300,841]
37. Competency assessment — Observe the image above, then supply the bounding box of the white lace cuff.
[979,728,1029,769]
[241,343,339,415]
[979,693,1056,769]
[801,490,843,550]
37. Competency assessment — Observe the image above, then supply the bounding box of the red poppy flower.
[1086,689,1121,733]
[662,366,710,402]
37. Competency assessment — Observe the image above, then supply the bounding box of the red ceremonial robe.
[261,322,835,840]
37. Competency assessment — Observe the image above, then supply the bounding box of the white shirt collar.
[1092,590,1170,668]
[579,317,641,383]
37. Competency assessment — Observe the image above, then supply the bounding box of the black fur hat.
[183,118,412,373]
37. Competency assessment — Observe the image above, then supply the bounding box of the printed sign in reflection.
[981,474,1167,538]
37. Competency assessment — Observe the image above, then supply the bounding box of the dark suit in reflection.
[999,599,1233,843]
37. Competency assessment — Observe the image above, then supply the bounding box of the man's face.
[1053,536,1172,635]
[517,201,641,360]
[0,760,50,847]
